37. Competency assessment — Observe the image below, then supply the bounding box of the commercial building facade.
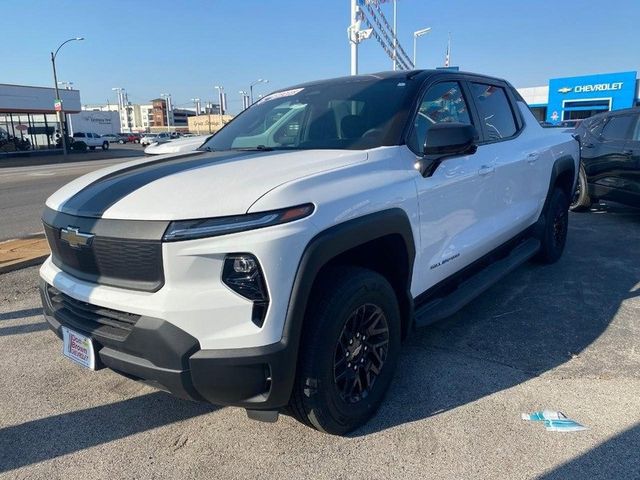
[83,103,154,133]
[187,114,234,135]
[0,83,80,151]
[518,71,640,123]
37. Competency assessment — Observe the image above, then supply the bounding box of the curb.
[0,234,50,274]
[0,254,49,274]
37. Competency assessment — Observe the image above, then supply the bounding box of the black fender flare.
[272,208,416,405]
[542,154,577,214]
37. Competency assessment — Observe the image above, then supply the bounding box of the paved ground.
[0,204,638,479]
[0,145,144,241]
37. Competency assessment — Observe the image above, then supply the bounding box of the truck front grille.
[44,223,164,292]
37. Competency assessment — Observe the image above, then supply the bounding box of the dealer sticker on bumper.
[62,326,96,370]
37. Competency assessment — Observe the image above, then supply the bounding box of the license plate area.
[62,326,96,370]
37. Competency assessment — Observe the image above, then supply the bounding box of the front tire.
[534,188,569,264]
[289,267,401,435]
[570,165,591,212]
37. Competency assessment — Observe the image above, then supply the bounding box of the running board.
[414,238,541,328]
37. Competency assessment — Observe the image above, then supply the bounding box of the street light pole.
[239,91,249,111]
[51,37,84,156]
[112,87,125,133]
[214,86,224,128]
[191,98,201,115]
[412,27,432,68]
[249,79,268,104]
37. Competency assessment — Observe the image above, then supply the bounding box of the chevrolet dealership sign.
[558,82,625,94]
[547,71,637,124]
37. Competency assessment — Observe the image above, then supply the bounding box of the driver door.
[410,80,498,291]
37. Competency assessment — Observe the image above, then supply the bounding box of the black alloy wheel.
[334,303,390,404]
[289,266,401,435]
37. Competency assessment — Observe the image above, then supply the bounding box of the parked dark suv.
[572,108,640,211]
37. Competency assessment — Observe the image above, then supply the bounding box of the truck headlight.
[162,204,314,241]
[222,253,269,327]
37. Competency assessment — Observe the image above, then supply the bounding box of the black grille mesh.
[44,223,164,292]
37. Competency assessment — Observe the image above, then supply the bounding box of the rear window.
[470,83,517,141]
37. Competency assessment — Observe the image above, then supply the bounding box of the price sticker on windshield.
[256,88,304,105]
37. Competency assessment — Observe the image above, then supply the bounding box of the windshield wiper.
[232,145,274,152]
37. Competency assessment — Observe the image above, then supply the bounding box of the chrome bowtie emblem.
[60,227,94,249]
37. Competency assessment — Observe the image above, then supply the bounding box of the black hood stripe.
[59,150,274,217]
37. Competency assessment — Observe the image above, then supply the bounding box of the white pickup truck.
[40,70,578,435]
[71,132,109,150]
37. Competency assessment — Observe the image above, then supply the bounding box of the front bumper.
[40,280,295,409]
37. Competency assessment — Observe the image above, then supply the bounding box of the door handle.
[526,152,540,163]
[478,165,495,176]
[622,149,633,157]
[583,143,595,149]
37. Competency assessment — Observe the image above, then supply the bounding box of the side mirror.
[423,122,477,156]
[418,123,478,177]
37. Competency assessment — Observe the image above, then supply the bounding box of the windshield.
[200,78,415,151]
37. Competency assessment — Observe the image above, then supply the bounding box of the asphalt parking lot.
[0,204,638,479]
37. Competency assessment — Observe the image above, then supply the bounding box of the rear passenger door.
[624,114,640,201]
[584,113,638,200]
[467,80,538,243]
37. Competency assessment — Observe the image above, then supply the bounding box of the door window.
[470,83,517,141]
[602,115,635,141]
[631,115,640,142]
[409,81,471,154]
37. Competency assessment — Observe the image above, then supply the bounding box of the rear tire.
[102,142,109,150]
[570,165,591,212]
[534,188,569,264]
[289,266,401,435]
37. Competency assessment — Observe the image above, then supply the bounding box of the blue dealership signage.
[546,71,637,123]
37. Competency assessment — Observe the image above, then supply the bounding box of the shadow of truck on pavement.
[353,205,640,436]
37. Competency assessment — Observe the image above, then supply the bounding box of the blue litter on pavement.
[522,410,588,432]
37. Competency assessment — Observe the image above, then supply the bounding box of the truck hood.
[47,149,366,220]
[144,135,210,155]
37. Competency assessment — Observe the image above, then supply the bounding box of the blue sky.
[3,0,639,113]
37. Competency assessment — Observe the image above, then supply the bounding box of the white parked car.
[40,71,579,435]
[144,135,210,155]
[72,132,109,150]
[139,133,158,147]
